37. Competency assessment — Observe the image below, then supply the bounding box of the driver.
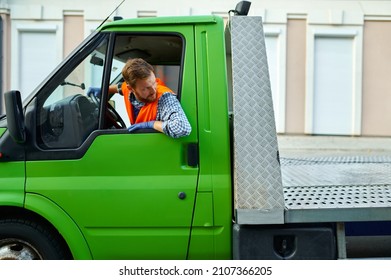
[88,58,191,139]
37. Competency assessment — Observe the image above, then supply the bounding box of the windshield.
[22,30,101,107]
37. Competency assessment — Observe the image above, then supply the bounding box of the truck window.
[36,35,109,149]
[108,34,183,127]
[35,33,184,149]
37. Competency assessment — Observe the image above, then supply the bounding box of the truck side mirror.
[90,54,104,66]
[233,1,251,16]
[4,90,26,144]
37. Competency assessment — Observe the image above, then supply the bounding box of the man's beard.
[136,92,157,104]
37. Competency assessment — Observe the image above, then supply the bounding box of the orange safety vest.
[121,78,173,124]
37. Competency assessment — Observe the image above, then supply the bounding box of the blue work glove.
[86,87,101,98]
[128,121,155,133]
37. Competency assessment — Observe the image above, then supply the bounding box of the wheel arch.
[0,194,92,259]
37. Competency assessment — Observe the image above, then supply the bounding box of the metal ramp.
[227,16,284,225]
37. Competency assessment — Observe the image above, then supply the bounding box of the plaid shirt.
[130,92,192,138]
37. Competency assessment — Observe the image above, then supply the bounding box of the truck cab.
[0,15,232,260]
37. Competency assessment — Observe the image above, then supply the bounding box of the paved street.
[278,135,391,158]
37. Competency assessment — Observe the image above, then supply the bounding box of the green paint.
[0,128,5,137]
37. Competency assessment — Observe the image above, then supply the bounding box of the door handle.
[187,143,198,167]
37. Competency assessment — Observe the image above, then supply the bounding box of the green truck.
[1,2,391,260]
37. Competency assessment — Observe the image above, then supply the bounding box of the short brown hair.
[121,58,154,88]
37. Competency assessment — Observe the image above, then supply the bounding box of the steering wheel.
[89,93,126,129]
[106,102,126,129]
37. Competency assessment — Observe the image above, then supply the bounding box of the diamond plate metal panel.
[229,16,284,224]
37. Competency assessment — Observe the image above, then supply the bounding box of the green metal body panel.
[0,161,25,207]
[0,15,233,259]
[187,192,215,259]
[24,193,92,259]
[193,17,232,259]
[100,15,219,30]
[0,125,25,206]
[26,133,198,259]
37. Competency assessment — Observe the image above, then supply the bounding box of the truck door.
[25,27,198,259]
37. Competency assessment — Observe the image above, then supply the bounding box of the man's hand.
[87,87,102,98]
[128,121,155,133]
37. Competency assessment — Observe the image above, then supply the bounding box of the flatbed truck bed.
[281,155,391,223]
[227,14,391,259]
[280,155,391,258]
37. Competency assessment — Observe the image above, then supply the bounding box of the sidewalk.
[277,135,391,157]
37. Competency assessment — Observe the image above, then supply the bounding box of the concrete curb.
[277,135,391,155]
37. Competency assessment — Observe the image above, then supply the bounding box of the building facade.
[1,0,391,136]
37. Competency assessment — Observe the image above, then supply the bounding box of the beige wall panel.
[362,21,391,136]
[63,15,84,57]
[285,19,306,134]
